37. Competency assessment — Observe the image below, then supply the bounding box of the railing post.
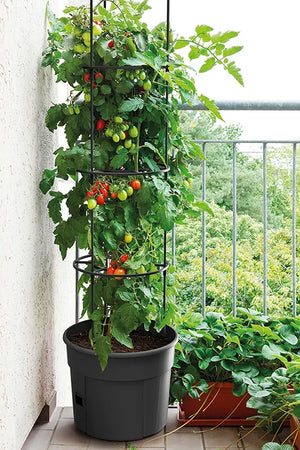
[202,143,206,317]
[232,143,237,317]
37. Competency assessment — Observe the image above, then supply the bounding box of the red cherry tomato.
[87,191,94,199]
[96,195,105,205]
[84,73,90,83]
[96,119,106,130]
[114,268,125,280]
[91,186,98,193]
[108,40,115,48]
[111,192,118,199]
[107,267,115,275]
[100,188,108,198]
[120,254,129,263]
[110,260,115,267]
[95,72,104,82]
[130,179,141,190]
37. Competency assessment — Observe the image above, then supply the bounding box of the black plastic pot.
[63,320,178,441]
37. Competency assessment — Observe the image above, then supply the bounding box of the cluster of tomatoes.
[95,115,139,154]
[125,69,152,92]
[83,71,105,102]
[107,255,129,279]
[87,179,141,209]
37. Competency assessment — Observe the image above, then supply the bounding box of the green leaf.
[262,444,289,450]
[199,57,216,73]
[101,84,111,95]
[211,30,239,44]
[278,325,298,345]
[111,303,141,346]
[65,114,81,147]
[48,197,62,223]
[171,380,188,401]
[293,404,300,419]
[174,39,189,50]
[119,97,144,113]
[226,61,244,86]
[188,45,202,60]
[94,334,111,371]
[45,104,66,132]
[110,148,129,169]
[39,169,56,194]
[223,45,243,57]
[199,94,223,121]
[192,201,214,216]
[102,229,117,250]
[195,25,213,36]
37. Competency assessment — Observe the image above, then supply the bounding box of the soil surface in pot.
[70,329,171,353]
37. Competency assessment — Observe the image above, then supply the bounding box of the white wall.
[0,0,75,448]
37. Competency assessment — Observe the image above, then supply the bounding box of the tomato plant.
[40,0,243,370]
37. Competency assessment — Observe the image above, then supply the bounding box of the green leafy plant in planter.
[171,308,300,425]
[41,0,243,368]
[246,355,300,448]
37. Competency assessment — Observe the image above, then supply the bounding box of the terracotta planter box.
[289,415,300,449]
[178,382,258,427]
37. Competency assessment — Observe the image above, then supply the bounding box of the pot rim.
[63,319,178,359]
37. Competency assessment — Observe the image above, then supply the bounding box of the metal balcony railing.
[178,101,299,317]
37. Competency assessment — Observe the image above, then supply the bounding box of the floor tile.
[49,446,88,449]
[166,431,204,449]
[240,427,281,447]
[35,407,62,430]
[50,418,89,447]
[21,429,53,450]
[165,407,201,434]
[202,426,240,448]
[129,429,164,447]
[88,440,126,449]
[61,406,74,419]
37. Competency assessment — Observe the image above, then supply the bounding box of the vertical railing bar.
[232,143,237,317]
[292,143,297,317]
[201,143,206,317]
[263,142,268,315]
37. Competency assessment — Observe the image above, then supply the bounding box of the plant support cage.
[74,0,171,325]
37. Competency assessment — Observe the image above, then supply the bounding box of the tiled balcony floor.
[22,406,290,450]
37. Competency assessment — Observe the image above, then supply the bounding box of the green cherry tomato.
[74,104,80,115]
[119,131,126,140]
[143,80,152,91]
[105,128,113,137]
[137,79,144,87]
[139,71,146,80]
[116,145,124,151]
[87,198,97,210]
[109,184,118,193]
[84,93,91,102]
[118,190,128,201]
[124,139,132,149]
[114,116,123,124]
[129,126,138,138]
[112,133,120,143]
[126,186,134,196]
[68,105,74,115]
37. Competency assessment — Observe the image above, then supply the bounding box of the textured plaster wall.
[0,0,74,448]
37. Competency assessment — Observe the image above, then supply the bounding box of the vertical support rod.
[201,143,206,317]
[292,143,297,317]
[90,0,95,318]
[232,143,237,317]
[75,237,79,323]
[263,143,268,315]
[163,0,170,314]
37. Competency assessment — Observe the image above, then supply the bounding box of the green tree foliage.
[175,204,300,315]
